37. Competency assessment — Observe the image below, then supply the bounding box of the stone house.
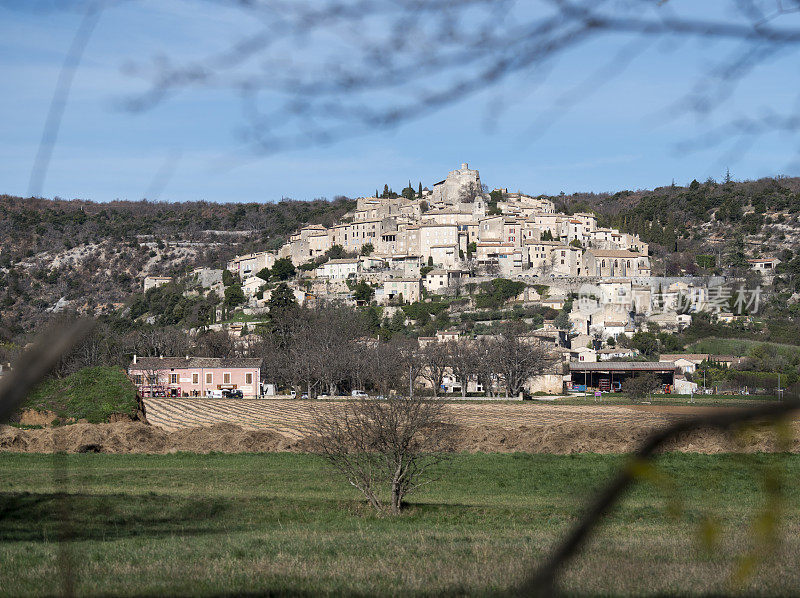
[428,244,459,269]
[422,269,452,292]
[523,240,565,274]
[315,258,360,280]
[477,215,505,242]
[583,249,650,277]
[227,251,276,278]
[379,278,422,304]
[552,245,583,276]
[418,223,458,261]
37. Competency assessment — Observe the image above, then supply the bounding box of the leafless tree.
[286,316,321,398]
[254,305,368,397]
[360,339,404,397]
[494,324,559,398]
[311,395,453,514]
[457,181,481,203]
[391,336,425,398]
[482,261,501,277]
[252,332,291,390]
[451,274,463,298]
[418,341,449,397]
[473,336,499,398]
[128,326,192,358]
[193,329,236,358]
[446,340,481,399]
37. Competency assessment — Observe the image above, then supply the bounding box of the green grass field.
[1,452,799,596]
[688,337,800,360]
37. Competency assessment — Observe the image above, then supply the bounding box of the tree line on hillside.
[549,177,800,258]
[0,194,355,265]
[0,195,354,332]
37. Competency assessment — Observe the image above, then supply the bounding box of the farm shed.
[569,361,675,392]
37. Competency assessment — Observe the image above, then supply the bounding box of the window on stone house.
[223,373,231,384]
[206,372,213,384]
[170,373,179,384]
[246,373,253,385]
[192,373,199,384]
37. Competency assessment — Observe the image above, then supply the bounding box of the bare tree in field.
[311,395,453,515]
[392,336,424,398]
[446,340,480,399]
[360,339,403,398]
[418,341,449,398]
[306,306,365,396]
[494,325,559,399]
[474,337,499,398]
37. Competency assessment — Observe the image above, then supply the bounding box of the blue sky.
[1,0,799,203]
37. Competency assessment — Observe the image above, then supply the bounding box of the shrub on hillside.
[24,366,139,423]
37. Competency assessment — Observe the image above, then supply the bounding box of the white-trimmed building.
[316,258,360,280]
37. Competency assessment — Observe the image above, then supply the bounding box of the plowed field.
[143,398,680,437]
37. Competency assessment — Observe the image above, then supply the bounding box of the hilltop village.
[148,163,737,336]
[126,163,775,397]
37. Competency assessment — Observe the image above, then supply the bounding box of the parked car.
[351,390,368,398]
[290,390,297,398]
[222,389,243,399]
[301,393,309,400]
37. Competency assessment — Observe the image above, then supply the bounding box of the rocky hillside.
[0,195,355,334]
[551,176,800,273]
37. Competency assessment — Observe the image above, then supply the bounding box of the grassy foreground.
[0,452,799,596]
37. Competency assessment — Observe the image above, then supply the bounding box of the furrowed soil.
[1,400,797,454]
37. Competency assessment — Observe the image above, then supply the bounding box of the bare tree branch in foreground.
[517,396,800,597]
[311,396,454,515]
[120,0,800,162]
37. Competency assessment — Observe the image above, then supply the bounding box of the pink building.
[128,356,262,398]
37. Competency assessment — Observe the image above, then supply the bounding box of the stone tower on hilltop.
[431,163,482,205]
